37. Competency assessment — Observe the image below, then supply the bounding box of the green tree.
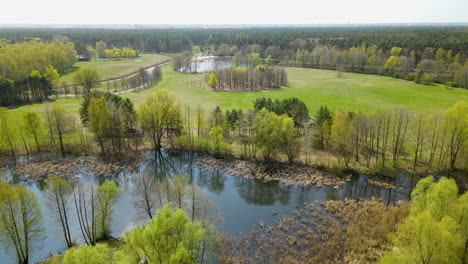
[43,65,61,84]
[313,105,333,149]
[139,89,182,148]
[209,125,225,154]
[121,204,207,264]
[0,180,45,264]
[97,181,121,239]
[23,112,42,152]
[444,101,467,170]
[330,111,355,166]
[252,111,297,160]
[63,244,111,264]
[73,68,101,93]
[0,107,17,157]
[208,73,218,89]
[87,97,112,153]
[380,176,467,264]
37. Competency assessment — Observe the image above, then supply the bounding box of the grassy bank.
[60,54,169,83]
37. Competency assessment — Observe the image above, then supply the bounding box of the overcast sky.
[1,0,467,25]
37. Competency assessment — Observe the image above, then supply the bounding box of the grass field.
[135,66,468,114]
[9,66,468,123]
[60,54,170,83]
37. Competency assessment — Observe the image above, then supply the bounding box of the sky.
[1,0,467,25]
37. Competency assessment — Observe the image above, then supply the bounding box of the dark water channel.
[0,150,411,263]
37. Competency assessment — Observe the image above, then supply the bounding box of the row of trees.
[86,41,139,59]
[67,65,162,97]
[206,66,288,91]
[172,51,194,72]
[175,99,467,173]
[218,42,468,88]
[0,91,465,174]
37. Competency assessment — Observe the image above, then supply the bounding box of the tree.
[444,101,467,170]
[44,104,72,157]
[72,182,99,245]
[133,173,159,220]
[63,244,112,264]
[208,73,218,89]
[331,111,355,166]
[379,211,461,264]
[209,125,225,154]
[0,180,45,264]
[252,111,297,160]
[44,176,74,248]
[97,181,121,239]
[0,107,17,157]
[23,112,43,152]
[87,97,112,153]
[73,68,101,93]
[380,176,467,264]
[43,65,61,84]
[313,106,333,149]
[139,89,182,148]
[95,41,107,59]
[120,204,207,264]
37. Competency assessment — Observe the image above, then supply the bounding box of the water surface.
[0,150,410,263]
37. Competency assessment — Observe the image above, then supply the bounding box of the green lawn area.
[60,54,170,83]
[9,66,468,124]
[131,66,468,114]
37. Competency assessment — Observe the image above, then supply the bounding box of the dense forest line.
[0,28,193,54]
[0,41,76,105]
[0,26,467,55]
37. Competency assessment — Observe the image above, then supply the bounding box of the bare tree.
[133,172,158,220]
[72,182,99,245]
[44,104,72,157]
[44,176,74,248]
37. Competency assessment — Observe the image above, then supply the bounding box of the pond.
[179,57,244,73]
[0,150,411,263]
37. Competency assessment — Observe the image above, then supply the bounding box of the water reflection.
[0,150,410,264]
[179,58,247,73]
[233,177,291,206]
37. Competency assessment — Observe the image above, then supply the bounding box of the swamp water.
[0,150,410,263]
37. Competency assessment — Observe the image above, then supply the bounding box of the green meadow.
[60,54,169,83]
[9,65,468,123]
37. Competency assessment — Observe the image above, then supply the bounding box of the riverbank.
[7,155,140,181]
[4,149,401,190]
